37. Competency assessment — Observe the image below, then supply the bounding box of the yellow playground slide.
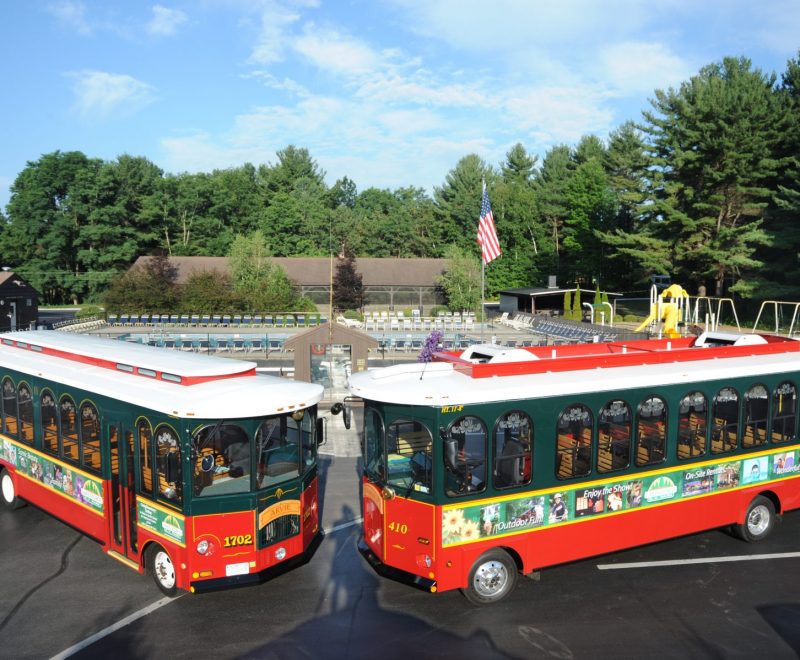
[635,284,689,338]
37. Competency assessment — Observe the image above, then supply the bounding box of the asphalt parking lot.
[3,420,800,659]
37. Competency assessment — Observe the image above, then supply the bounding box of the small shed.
[284,323,378,386]
[0,271,39,332]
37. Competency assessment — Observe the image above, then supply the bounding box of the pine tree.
[572,285,582,320]
[638,57,780,296]
[333,245,364,312]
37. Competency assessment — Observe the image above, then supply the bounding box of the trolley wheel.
[147,544,178,596]
[735,495,776,542]
[1,468,25,510]
[462,548,518,605]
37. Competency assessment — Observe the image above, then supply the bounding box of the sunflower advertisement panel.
[441,448,800,547]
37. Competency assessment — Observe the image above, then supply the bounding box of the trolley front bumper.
[190,531,323,594]
[357,536,437,593]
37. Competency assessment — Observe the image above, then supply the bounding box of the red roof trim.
[2,340,255,385]
[434,335,800,379]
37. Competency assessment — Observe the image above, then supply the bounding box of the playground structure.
[635,283,741,338]
[752,300,800,337]
[635,283,690,337]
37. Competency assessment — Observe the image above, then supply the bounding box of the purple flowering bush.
[418,329,444,362]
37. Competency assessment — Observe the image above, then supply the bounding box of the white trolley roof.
[0,330,323,419]
[348,332,800,407]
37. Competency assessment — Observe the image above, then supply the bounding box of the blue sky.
[1,1,799,212]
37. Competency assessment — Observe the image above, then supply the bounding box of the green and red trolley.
[0,330,324,594]
[347,331,800,603]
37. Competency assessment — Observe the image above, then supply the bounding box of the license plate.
[225,562,250,577]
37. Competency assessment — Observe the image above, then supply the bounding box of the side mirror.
[316,417,326,446]
[444,437,459,472]
[343,404,351,430]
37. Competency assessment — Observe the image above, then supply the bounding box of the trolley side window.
[193,423,251,497]
[635,396,667,466]
[80,402,101,473]
[444,415,487,496]
[41,390,58,455]
[677,391,707,459]
[363,408,385,483]
[138,420,154,496]
[743,384,768,448]
[772,381,797,444]
[155,425,182,504]
[256,417,299,489]
[556,404,592,480]
[60,395,78,463]
[2,377,17,438]
[17,383,33,445]
[493,410,532,489]
[297,410,316,474]
[712,388,739,454]
[597,399,631,473]
[386,419,432,494]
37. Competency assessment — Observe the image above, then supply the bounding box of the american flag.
[477,182,501,264]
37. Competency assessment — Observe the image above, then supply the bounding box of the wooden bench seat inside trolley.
[712,418,737,452]
[557,430,591,479]
[16,424,33,443]
[395,430,432,455]
[742,422,767,447]
[635,420,665,464]
[596,422,630,471]
[141,470,171,495]
[597,437,615,472]
[677,413,707,459]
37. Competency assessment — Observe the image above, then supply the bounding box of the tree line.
[1,53,799,308]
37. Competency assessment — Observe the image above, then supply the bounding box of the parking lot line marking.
[597,551,800,571]
[50,595,181,660]
[323,517,363,535]
[50,519,363,658]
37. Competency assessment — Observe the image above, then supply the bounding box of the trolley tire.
[1,468,25,510]
[461,548,518,605]
[147,544,178,596]
[735,495,776,542]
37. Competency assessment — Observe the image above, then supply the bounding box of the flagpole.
[477,178,499,345]
[481,259,485,343]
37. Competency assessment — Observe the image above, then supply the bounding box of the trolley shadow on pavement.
[238,503,517,660]
[757,603,800,654]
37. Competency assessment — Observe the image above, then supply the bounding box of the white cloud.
[47,0,92,35]
[355,73,486,108]
[69,71,155,118]
[158,0,709,192]
[160,88,503,194]
[292,25,380,76]
[503,85,615,144]
[146,5,188,36]
[244,71,311,97]
[159,132,246,173]
[392,0,653,54]
[248,2,302,64]
[376,109,445,135]
[599,42,692,95]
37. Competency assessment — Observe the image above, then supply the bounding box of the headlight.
[416,553,432,569]
[275,546,287,561]
[196,539,210,555]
